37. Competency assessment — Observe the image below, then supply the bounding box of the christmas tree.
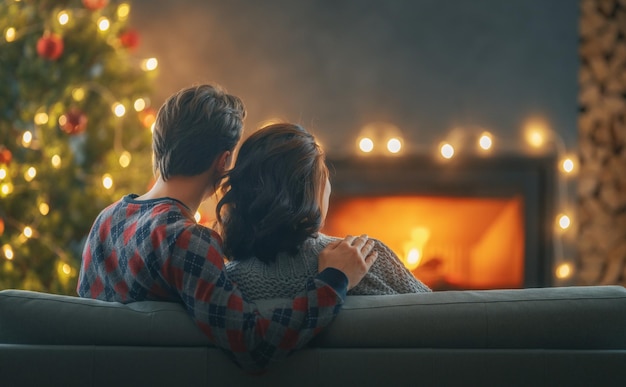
[0,0,157,295]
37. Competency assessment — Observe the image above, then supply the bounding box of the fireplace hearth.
[322,154,557,290]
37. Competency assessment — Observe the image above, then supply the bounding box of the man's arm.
[164,227,376,372]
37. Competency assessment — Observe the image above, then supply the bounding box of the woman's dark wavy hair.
[217,123,329,263]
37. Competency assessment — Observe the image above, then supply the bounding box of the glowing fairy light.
[556,263,572,279]
[24,167,37,182]
[34,112,49,125]
[112,103,126,117]
[117,3,131,20]
[359,138,374,153]
[98,17,110,31]
[62,263,72,275]
[51,154,62,168]
[387,138,402,154]
[57,11,70,25]
[440,143,455,159]
[5,27,16,42]
[558,214,571,230]
[22,131,33,147]
[23,226,33,238]
[0,167,6,179]
[119,151,131,168]
[561,158,575,174]
[72,87,85,101]
[102,174,114,189]
[479,132,493,150]
[0,182,13,196]
[142,58,158,71]
[134,98,146,111]
[194,212,201,222]
[39,202,50,216]
[3,244,14,260]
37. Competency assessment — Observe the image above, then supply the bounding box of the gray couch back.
[1,285,626,349]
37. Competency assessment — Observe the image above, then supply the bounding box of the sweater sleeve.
[162,225,347,372]
[349,239,431,295]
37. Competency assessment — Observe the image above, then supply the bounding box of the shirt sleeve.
[349,239,431,295]
[162,224,348,372]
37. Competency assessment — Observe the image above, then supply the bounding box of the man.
[77,84,378,371]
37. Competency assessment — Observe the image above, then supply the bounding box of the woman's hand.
[318,234,378,289]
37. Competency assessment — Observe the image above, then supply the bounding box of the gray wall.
[131,0,579,157]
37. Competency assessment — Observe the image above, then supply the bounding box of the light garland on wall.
[353,118,577,285]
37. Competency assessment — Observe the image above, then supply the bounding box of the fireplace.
[322,155,556,290]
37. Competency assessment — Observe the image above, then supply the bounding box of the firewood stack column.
[577,0,626,285]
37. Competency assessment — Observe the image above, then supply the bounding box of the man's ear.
[217,151,232,173]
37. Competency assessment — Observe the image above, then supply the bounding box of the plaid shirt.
[77,194,347,371]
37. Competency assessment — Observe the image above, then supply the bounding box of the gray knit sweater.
[226,233,431,300]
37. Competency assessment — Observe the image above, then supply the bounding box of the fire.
[402,227,430,270]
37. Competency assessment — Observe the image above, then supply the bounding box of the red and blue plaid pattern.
[77,194,347,371]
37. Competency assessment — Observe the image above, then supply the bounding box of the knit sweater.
[77,195,348,372]
[226,233,431,301]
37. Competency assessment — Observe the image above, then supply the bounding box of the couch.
[1,285,625,387]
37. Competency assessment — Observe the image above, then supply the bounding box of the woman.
[217,123,430,299]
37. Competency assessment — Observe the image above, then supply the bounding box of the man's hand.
[318,234,378,289]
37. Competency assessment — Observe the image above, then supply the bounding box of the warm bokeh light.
[22,131,33,147]
[34,112,49,125]
[72,87,85,101]
[359,137,374,153]
[142,58,158,71]
[102,174,114,189]
[558,214,571,230]
[0,168,6,179]
[23,226,33,238]
[561,157,575,174]
[478,132,493,151]
[39,202,50,216]
[2,244,13,260]
[526,130,544,148]
[119,151,131,168]
[51,154,61,168]
[440,143,455,159]
[5,27,16,42]
[387,138,402,154]
[97,17,110,31]
[57,11,70,25]
[113,102,126,117]
[117,3,131,19]
[523,119,550,149]
[24,166,37,182]
[0,182,13,196]
[134,98,146,111]
[62,263,72,275]
[556,262,572,279]
[194,212,202,222]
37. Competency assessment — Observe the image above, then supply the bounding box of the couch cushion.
[313,285,626,349]
[0,290,210,346]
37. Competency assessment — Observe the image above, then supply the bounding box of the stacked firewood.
[577,0,626,285]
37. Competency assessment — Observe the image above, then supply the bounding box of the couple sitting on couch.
[77,84,429,372]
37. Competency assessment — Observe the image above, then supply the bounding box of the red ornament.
[0,217,4,237]
[0,146,12,165]
[119,29,140,51]
[36,33,64,60]
[82,0,109,10]
[59,109,88,135]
